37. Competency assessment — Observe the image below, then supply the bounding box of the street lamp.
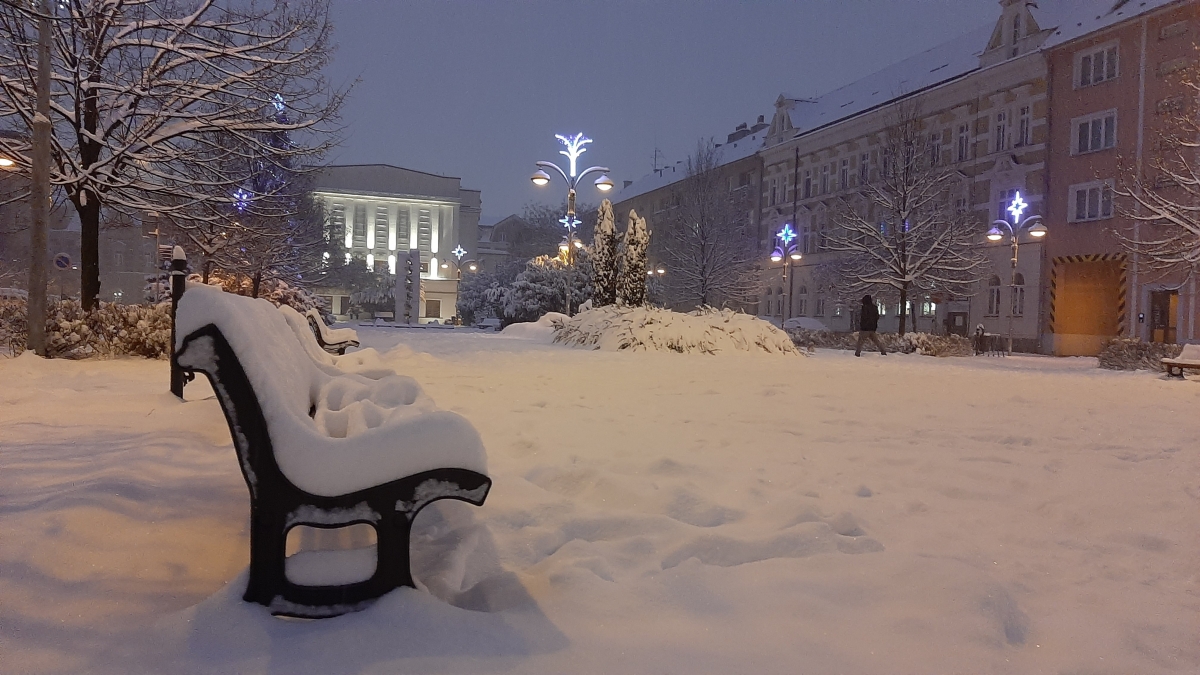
[770,224,803,322]
[0,156,14,168]
[439,244,478,279]
[986,191,1046,355]
[530,132,611,316]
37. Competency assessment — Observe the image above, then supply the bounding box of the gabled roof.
[615,131,766,203]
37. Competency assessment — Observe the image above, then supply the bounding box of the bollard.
[169,246,188,398]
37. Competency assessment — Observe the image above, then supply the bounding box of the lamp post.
[531,133,614,316]
[439,245,478,279]
[986,191,1047,355]
[770,224,802,323]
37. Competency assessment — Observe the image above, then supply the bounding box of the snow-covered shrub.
[787,329,971,357]
[456,271,506,326]
[1098,337,1182,371]
[504,254,592,324]
[1,297,171,359]
[191,271,329,317]
[616,210,649,306]
[552,305,798,355]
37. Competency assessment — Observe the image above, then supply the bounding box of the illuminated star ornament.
[555,133,592,178]
[777,223,797,247]
[452,245,467,260]
[272,93,285,112]
[233,188,252,213]
[1008,192,1028,222]
[559,215,582,230]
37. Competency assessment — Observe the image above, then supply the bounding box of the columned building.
[311,164,481,321]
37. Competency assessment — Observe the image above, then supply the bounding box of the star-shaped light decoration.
[777,223,797,247]
[233,188,252,213]
[1007,192,1028,223]
[452,245,467,260]
[272,93,285,113]
[559,215,582,230]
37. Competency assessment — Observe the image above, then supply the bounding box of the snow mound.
[552,306,799,355]
[499,312,567,342]
[782,316,828,331]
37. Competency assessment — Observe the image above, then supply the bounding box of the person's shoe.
[855,352,861,357]
[881,352,887,356]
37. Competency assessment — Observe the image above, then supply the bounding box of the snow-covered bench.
[279,305,395,380]
[305,308,359,355]
[1161,343,1200,378]
[173,283,491,618]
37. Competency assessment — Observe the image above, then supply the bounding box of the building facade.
[311,164,481,321]
[1043,0,1197,354]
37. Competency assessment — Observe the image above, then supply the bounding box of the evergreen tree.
[591,199,619,307]
[617,210,650,306]
[503,252,593,323]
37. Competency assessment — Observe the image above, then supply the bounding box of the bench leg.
[244,507,288,607]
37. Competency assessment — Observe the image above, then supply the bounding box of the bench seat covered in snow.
[1161,343,1200,378]
[305,308,359,355]
[174,283,490,617]
[279,305,394,380]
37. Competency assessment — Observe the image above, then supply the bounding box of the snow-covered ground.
[2,327,1197,674]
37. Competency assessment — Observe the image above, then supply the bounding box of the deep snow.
[1,327,1197,674]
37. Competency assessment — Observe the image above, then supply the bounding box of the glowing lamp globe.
[531,169,551,186]
[790,252,802,261]
[594,174,615,192]
[468,262,478,271]
[986,227,1005,242]
[770,254,783,263]
[0,157,14,168]
[1028,222,1048,238]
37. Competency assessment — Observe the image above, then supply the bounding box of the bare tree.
[659,140,758,309]
[822,104,985,334]
[1114,65,1200,280]
[0,0,343,309]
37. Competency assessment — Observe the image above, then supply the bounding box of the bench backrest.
[177,283,325,424]
[1178,343,1200,361]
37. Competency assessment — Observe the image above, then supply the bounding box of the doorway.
[1149,290,1178,343]
[947,312,969,337]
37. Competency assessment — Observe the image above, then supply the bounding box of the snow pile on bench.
[176,283,487,496]
[305,308,358,345]
[499,312,566,342]
[278,305,392,379]
[552,306,798,355]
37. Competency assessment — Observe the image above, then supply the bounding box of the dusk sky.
[325,0,1001,222]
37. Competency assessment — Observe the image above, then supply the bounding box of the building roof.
[1034,0,1182,50]
[312,164,474,202]
[616,130,767,203]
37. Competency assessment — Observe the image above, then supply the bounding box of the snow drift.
[552,306,798,355]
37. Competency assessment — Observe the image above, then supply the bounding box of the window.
[329,203,346,241]
[920,296,936,317]
[803,170,812,199]
[769,178,777,206]
[833,305,843,318]
[112,245,125,268]
[796,286,808,317]
[776,287,784,315]
[957,124,970,161]
[840,159,849,190]
[929,132,941,166]
[424,299,441,318]
[817,218,827,250]
[995,112,1008,152]
[1070,181,1114,222]
[987,276,1002,316]
[1078,43,1118,87]
[996,188,1017,223]
[1011,13,1022,58]
[764,288,772,316]
[815,297,826,316]
[1074,110,1117,154]
[859,153,869,183]
[820,165,829,194]
[1011,273,1025,317]
[1016,106,1030,147]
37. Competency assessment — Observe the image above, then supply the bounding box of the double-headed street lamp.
[440,244,477,279]
[770,224,803,322]
[531,133,614,315]
[986,192,1047,355]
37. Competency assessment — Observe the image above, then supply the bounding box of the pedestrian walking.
[855,294,887,357]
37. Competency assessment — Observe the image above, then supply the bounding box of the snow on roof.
[1034,0,1183,50]
[616,131,766,203]
[784,23,993,139]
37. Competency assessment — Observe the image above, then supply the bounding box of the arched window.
[776,287,784,315]
[987,275,1002,316]
[796,285,808,317]
[764,288,773,317]
[1012,273,1025,317]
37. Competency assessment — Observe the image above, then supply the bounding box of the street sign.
[52,253,71,270]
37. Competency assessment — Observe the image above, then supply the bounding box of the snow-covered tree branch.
[0,0,344,308]
[1113,65,1200,281]
[822,103,985,334]
[657,140,758,310]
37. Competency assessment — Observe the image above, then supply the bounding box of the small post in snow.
[169,246,188,398]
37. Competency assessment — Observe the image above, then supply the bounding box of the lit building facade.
[311,164,481,321]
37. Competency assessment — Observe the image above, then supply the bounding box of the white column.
[343,200,353,248]
[388,204,397,251]
[408,204,418,250]
[430,207,440,254]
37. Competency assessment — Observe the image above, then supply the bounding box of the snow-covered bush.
[787,329,971,357]
[552,305,798,355]
[1098,337,1182,371]
[504,254,592,324]
[456,272,506,326]
[191,271,329,318]
[1,297,171,359]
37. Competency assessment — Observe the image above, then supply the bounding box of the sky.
[324,0,1001,223]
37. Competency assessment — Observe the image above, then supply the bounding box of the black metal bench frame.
[1163,360,1200,378]
[175,323,490,618]
[306,309,359,355]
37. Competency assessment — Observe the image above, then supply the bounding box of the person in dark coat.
[855,294,887,357]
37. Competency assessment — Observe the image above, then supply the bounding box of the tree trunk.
[77,198,101,310]
[202,259,213,284]
[251,270,262,299]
